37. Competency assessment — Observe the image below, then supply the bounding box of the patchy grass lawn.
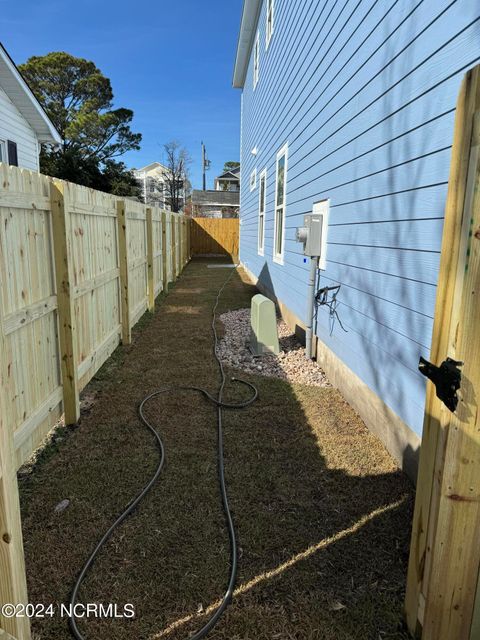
[19,259,414,640]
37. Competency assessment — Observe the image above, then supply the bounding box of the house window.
[0,139,6,163]
[250,167,257,191]
[266,0,274,48]
[253,31,260,89]
[7,140,18,167]
[258,169,266,255]
[273,143,288,263]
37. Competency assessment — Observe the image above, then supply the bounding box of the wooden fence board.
[171,214,177,280]
[66,182,120,391]
[0,164,40,640]
[116,200,130,345]
[51,181,79,426]
[0,167,62,469]
[146,208,154,311]
[190,218,239,259]
[152,210,164,297]
[161,211,169,293]
[126,200,148,324]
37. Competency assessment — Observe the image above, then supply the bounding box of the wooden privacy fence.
[0,164,189,640]
[405,65,480,639]
[190,218,239,259]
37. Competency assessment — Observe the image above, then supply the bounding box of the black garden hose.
[68,268,258,640]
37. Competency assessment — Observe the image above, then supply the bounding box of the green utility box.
[249,294,280,355]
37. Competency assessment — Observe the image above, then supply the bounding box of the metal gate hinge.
[418,356,463,413]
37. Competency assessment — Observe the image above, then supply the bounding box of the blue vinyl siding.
[238,0,480,436]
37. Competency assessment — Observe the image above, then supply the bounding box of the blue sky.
[1,0,243,188]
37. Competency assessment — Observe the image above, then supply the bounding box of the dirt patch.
[218,308,330,387]
[20,259,414,640]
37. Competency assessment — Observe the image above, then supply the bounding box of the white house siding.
[238,0,480,440]
[0,86,39,171]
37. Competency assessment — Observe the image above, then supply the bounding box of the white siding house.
[0,43,61,170]
[214,167,240,192]
[133,162,171,208]
[233,0,480,479]
[133,161,187,211]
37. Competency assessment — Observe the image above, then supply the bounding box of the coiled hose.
[69,268,258,639]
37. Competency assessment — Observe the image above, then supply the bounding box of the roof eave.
[217,170,240,179]
[232,0,262,89]
[37,130,62,145]
[0,42,62,145]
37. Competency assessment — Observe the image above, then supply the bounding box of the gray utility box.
[295,213,324,257]
[250,294,280,355]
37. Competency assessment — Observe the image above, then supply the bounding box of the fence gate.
[405,64,480,639]
[190,218,239,259]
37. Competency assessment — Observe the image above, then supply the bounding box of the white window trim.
[266,0,274,49]
[0,139,6,164]
[253,31,260,89]
[250,167,257,192]
[258,168,267,256]
[273,143,288,265]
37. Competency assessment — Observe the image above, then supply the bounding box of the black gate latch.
[418,356,463,413]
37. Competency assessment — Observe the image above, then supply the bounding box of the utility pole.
[201,141,211,191]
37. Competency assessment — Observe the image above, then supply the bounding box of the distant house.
[133,161,186,211]
[0,42,61,170]
[133,162,171,209]
[214,166,240,192]
[190,166,240,217]
[191,189,239,218]
[233,0,480,479]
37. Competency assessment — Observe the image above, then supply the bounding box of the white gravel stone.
[54,499,70,513]
[218,308,331,387]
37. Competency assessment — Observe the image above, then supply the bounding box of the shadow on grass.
[19,258,413,640]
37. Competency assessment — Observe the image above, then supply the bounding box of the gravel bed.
[218,308,330,387]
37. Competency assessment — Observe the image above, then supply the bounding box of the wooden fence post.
[146,207,154,311]
[116,200,131,344]
[405,65,480,639]
[189,217,192,260]
[182,216,187,270]
[161,211,168,294]
[184,219,187,267]
[180,219,184,270]
[50,180,80,425]
[0,323,30,639]
[182,219,187,267]
[171,215,177,281]
[179,218,183,270]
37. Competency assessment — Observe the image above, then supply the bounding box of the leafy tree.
[19,52,141,196]
[223,161,240,173]
[39,150,141,197]
[98,161,142,198]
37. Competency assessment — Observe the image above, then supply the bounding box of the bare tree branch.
[161,141,191,213]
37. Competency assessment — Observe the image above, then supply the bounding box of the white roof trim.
[0,43,62,144]
[134,162,169,173]
[217,171,240,179]
[233,0,262,88]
